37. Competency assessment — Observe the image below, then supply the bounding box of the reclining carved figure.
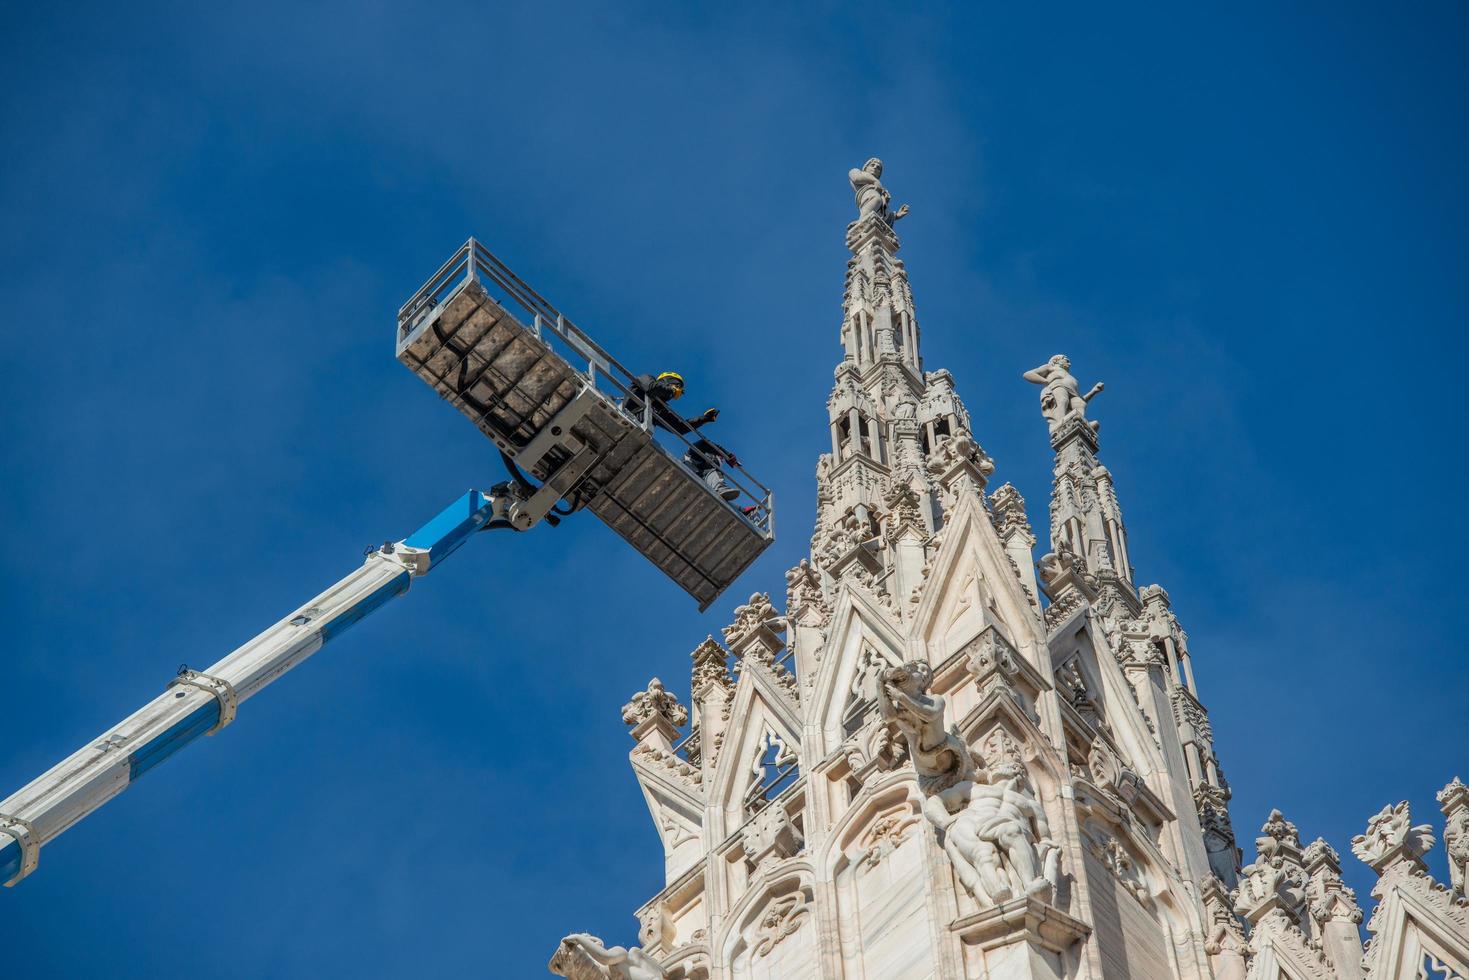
[549,933,668,980]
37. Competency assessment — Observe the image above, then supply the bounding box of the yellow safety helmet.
[656,371,685,398]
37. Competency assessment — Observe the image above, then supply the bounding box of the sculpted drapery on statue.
[878,659,1060,907]
[849,157,910,225]
[1023,354,1103,434]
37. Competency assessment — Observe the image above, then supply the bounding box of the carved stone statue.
[1439,777,1469,897]
[549,933,668,980]
[848,158,909,225]
[876,659,1060,907]
[1022,354,1103,434]
[931,761,1060,905]
[876,660,974,793]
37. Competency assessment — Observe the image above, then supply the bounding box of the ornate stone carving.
[1086,736,1143,805]
[1202,876,1249,980]
[1195,782,1241,887]
[733,648,800,708]
[740,805,803,871]
[1303,838,1362,925]
[881,480,927,543]
[964,629,1022,706]
[1299,837,1369,980]
[630,744,702,787]
[753,891,811,957]
[812,504,881,573]
[1171,686,1213,742]
[637,902,677,954]
[988,483,1032,539]
[1022,354,1103,435]
[978,726,1028,772]
[1438,776,1469,898]
[1248,909,1334,980]
[848,643,889,704]
[783,559,827,626]
[1234,809,1309,926]
[1351,800,1436,875]
[1054,658,1102,729]
[857,807,921,871]
[549,934,668,980]
[1361,845,1469,980]
[925,433,995,506]
[1043,589,1087,631]
[875,660,974,794]
[689,637,732,699]
[876,661,1059,907]
[1085,830,1150,905]
[722,593,784,655]
[622,679,689,730]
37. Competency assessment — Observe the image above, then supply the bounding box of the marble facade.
[551,163,1468,980]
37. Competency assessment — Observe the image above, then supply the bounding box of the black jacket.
[623,374,712,438]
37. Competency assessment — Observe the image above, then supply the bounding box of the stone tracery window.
[744,729,800,814]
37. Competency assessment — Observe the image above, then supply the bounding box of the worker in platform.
[624,371,743,502]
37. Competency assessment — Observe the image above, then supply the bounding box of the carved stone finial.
[1351,800,1436,875]
[1234,809,1309,926]
[689,637,733,700]
[988,483,1033,541]
[722,592,785,657]
[881,480,927,543]
[1303,838,1363,925]
[1260,809,1303,852]
[1022,353,1103,436]
[622,678,688,731]
[783,559,826,624]
[1438,776,1469,897]
[1037,545,1094,597]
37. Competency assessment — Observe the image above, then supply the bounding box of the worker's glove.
[698,408,720,423]
[725,452,740,467]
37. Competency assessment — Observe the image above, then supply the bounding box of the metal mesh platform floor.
[396,242,773,609]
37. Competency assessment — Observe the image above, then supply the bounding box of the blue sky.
[2,3,1465,976]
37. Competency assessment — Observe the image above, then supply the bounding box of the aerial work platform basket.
[396,239,774,610]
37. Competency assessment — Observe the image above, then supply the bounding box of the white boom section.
[0,489,505,886]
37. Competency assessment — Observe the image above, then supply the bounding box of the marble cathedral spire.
[811,158,999,613]
[1027,352,1241,888]
[556,161,1469,980]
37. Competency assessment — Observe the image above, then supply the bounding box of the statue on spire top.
[1023,354,1103,435]
[849,158,909,225]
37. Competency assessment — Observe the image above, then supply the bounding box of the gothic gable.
[911,492,1042,664]
[808,583,910,756]
[708,668,805,828]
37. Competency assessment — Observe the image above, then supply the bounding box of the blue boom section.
[129,702,221,781]
[403,489,498,566]
[109,489,499,789]
[0,487,505,888]
[0,839,19,884]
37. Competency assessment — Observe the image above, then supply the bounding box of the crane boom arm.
[0,489,505,886]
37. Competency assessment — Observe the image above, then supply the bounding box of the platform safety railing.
[398,238,774,537]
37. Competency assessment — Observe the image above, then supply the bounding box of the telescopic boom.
[1,238,775,887]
